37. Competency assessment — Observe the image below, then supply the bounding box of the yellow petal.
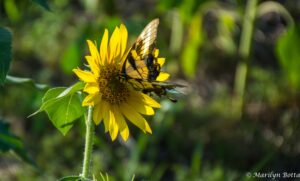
[120,48,131,64]
[154,49,159,57]
[130,91,160,109]
[73,68,97,83]
[82,93,99,106]
[84,83,99,94]
[156,72,170,81]
[102,101,110,132]
[93,101,104,125]
[127,98,155,115]
[119,24,128,57]
[120,103,152,134]
[120,125,129,141]
[85,56,99,76]
[113,106,129,141]
[108,108,118,141]
[87,40,100,65]
[100,29,108,64]
[140,93,161,108]
[157,58,165,66]
[109,27,120,62]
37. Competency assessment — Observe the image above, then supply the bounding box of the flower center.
[98,64,130,104]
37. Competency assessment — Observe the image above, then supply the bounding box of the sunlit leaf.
[60,43,81,74]
[99,172,110,181]
[44,91,83,135]
[0,120,35,166]
[4,0,20,22]
[32,0,50,10]
[29,82,85,135]
[0,28,12,85]
[179,0,195,23]
[276,25,300,90]
[5,75,49,90]
[56,81,85,98]
[181,13,203,78]
[216,11,237,54]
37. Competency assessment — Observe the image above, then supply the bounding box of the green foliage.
[56,174,112,181]
[57,175,91,181]
[60,43,81,74]
[181,13,203,78]
[0,27,12,85]
[216,10,237,54]
[32,0,50,10]
[5,75,48,90]
[190,144,202,177]
[276,24,300,91]
[30,82,85,135]
[4,0,20,22]
[0,120,35,165]
[1,0,300,180]
[99,172,110,181]
[156,0,181,12]
[179,0,196,23]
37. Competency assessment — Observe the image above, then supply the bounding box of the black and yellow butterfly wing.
[121,18,160,81]
[121,19,182,101]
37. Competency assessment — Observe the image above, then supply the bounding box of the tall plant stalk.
[81,106,94,178]
[233,0,258,118]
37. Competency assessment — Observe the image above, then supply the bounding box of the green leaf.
[57,175,93,181]
[4,0,20,22]
[216,11,237,55]
[32,0,50,10]
[30,82,85,135]
[99,172,110,181]
[181,14,203,78]
[60,42,81,74]
[0,27,12,85]
[30,82,84,115]
[56,81,85,98]
[0,120,35,165]
[46,92,83,135]
[179,0,195,23]
[5,75,49,90]
[276,25,300,90]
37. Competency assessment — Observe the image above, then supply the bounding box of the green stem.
[81,106,94,178]
[233,0,258,118]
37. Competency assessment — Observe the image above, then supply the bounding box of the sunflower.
[73,23,168,141]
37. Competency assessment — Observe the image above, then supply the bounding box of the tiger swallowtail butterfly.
[120,19,182,102]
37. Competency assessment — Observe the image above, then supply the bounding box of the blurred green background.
[1,0,300,180]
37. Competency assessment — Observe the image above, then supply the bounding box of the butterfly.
[120,18,182,102]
